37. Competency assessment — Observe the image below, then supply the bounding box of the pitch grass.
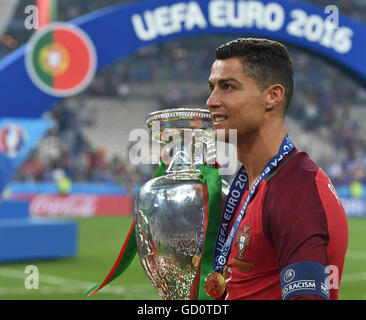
[0,216,160,300]
[0,216,365,300]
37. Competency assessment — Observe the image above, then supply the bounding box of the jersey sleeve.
[262,157,330,300]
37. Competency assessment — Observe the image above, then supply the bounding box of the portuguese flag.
[26,24,96,96]
[37,0,58,28]
[26,2,96,96]
[31,27,92,92]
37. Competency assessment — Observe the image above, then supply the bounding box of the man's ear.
[265,84,285,112]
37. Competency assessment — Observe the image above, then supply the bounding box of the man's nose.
[206,90,220,110]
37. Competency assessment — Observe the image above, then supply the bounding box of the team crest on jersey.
[233,224,254,272]
[0,124,25,157]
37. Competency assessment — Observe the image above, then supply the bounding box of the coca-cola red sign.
[29,194,132,217]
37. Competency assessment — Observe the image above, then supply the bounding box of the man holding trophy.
[85,38,348,302]
[205,38,348,300]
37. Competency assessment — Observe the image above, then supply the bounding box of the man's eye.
[223,83,233,90]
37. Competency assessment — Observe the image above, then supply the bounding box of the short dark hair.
[215,38,294,114]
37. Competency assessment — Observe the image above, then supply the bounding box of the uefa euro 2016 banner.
[0,0,365,118]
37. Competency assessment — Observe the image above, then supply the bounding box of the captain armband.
[280,261,330,300]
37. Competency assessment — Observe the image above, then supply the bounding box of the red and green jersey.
[224,150,348,300]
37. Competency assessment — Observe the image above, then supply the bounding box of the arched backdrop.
[0,0,365,118]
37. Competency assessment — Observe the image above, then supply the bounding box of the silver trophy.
[134,108,228,300]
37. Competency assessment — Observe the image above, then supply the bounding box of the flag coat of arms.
[25,23,97,97]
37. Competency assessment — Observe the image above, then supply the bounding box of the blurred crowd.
[13,100,156,194]
[1,0,366,190]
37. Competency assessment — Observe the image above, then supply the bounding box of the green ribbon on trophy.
[195,164,222,300]
[83,159,222,300]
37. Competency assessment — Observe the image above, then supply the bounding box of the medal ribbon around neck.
[213,135,296,272]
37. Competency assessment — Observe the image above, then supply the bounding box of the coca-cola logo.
[30,195,97,217]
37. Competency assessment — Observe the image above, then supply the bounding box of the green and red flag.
[25,23,97,97]
[36,0,58,29]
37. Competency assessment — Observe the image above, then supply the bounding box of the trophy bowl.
[134,108,228,300]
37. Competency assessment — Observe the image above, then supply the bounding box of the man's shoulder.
[265,150,321,196]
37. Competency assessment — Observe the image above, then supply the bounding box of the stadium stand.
[80,97,158,160]
[1,0,366,195]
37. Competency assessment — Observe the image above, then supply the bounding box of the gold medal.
[204,272,226,298]
[192,254,201,267]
